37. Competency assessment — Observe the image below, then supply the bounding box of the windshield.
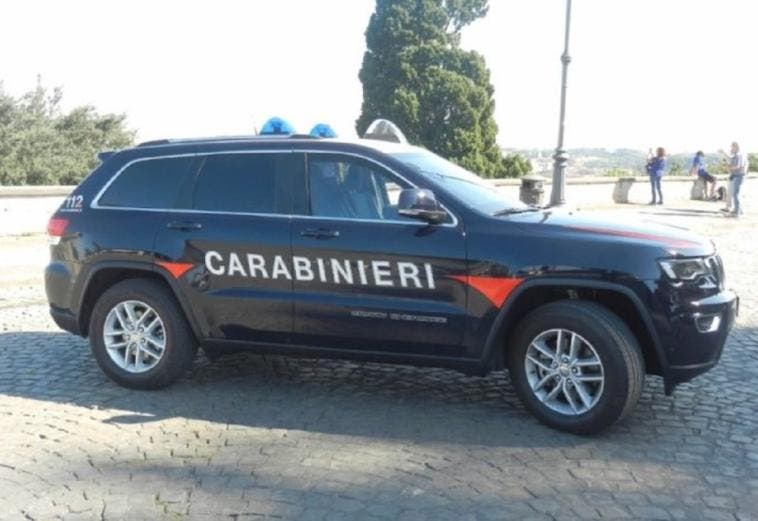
[391,151,528,215]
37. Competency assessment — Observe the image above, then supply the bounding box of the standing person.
[646,147,667,205]
[690,151,717,199]
[719,142,747,217]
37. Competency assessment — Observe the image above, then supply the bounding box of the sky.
[2,0,756,153]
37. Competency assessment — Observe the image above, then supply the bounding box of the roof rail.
[136,135,261,147]
[288,134,320,140]
[136,133,328,148]
[137,139,170,147]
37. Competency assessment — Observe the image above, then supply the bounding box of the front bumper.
[665,288,738,388]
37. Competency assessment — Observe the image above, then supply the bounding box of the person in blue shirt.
[690,151,717,199]
[646,147,667,205]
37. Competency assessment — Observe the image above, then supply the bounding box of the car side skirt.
[202,339,489,376]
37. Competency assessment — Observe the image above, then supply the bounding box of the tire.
[507,300,644,434]
[89,278,196,389]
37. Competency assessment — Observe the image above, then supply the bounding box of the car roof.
[131,135,421,155]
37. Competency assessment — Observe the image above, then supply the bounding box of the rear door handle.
[299,228,340,239]
[167,221,203,231]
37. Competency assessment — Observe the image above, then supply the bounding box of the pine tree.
[356,0,522,178]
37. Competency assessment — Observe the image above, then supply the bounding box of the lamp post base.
[550,148,569,207]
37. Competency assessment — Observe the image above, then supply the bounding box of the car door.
[154,150,300,344]
[290,151,468,357]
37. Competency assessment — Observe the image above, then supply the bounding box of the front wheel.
[507,300,645,434]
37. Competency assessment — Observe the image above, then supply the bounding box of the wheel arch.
[76,261,202,340]
[482,278,667,378]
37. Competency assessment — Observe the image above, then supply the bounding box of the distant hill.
[506,148,729,177]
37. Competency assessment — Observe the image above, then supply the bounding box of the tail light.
[47,217,69,245]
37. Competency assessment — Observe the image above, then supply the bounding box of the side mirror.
[398,188,448,224]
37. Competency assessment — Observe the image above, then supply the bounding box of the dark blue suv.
[45,123,738,433]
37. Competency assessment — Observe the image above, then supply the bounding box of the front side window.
[99,156,195,208]
[193,153,281,214]
[307,155,413,221]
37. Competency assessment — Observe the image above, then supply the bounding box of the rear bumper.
[45,260,76,310]
[49,306,82,336]
[664,289,738,389]
[45,260,83,336]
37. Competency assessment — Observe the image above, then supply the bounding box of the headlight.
[659,258,709,281]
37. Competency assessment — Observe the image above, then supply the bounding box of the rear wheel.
[508,300,644,434]
[89,279,196,389]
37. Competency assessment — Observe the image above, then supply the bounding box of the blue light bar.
[309,123,337,138]
[260,117,295,135]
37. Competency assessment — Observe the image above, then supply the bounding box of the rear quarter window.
[98,156,196,209]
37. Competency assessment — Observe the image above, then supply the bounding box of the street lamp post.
[550,0,573,207]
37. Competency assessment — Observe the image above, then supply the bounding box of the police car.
[45,118,738,433]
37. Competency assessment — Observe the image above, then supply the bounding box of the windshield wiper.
[492,206,540,216]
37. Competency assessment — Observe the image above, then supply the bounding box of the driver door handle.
[300,228,340,239]
[167,221,203,231]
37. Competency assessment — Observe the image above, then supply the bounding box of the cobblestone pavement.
[1,204,757,521]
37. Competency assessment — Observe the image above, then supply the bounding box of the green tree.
[0,79,134,185]
[357,0,517,177]
[667,158,684,176]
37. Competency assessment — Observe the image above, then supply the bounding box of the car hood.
[505,209,714,257]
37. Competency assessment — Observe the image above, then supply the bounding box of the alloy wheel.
[524,328,605,415]
[103,300,166,373]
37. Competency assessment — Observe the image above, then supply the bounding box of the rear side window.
[193,153,282,213]
[99,156,195,208]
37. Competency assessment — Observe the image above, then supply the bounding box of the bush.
[497,153,533,178]
[667,158,685,176]
[0,79,134,185]
[605,168,634,177]
[707,158,729,176]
